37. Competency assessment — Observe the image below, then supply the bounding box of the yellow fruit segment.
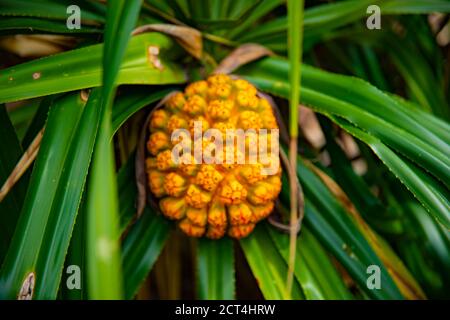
[145,74,281,239]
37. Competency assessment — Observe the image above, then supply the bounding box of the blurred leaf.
[122,207,171,299]
[0,105,28,265]
[234,0,374,45]
[112,87,174,135]
[116,155,171,299]
[21,96,53,148]
[228,0,284,39]
[382,0,450,14]
[237,16,286,43]
[384,32,449,119]
[0,18,102,35]
[116,156,139,233]
[0,0,104,23]
[233,0,450,51]
[6,100,40,141]
[189,0,263,29]
[396,189,450,298]
[197,238,235,299]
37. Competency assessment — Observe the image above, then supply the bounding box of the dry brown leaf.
[135,91,180,217]
[18,272,35,300]
[428,13,450,46]
[213,43,273,75]
[0,35,77,58]
[132,24,203,59]
[299,105,325,149]
[0,128,44,203]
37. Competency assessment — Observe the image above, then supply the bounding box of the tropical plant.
[0,0,449,300]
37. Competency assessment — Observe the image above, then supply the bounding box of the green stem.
[203,32,238,47]
[287,0,304,297]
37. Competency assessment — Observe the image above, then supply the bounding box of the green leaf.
[382,0,450,14]
[228,0,283,39]
[299,154,425,299]
[238,57,450,227]
[302,200,393,299]
[237,16,286,43]
[233,0,450,50]
[387,94,450,145]
[0,33,186,104]
[0,93,85,299]
[197,238,235,299]
[235,0,374,45]
[0,17,102,35]
[333,119,450,228]
[61,195,87,300]
[290,162,404,299]
[21,96,53,148]
[304,0,374,29]
[188,0,264,29]
[243,58,450,150]
[240,225,304,300]
[384,32,449,119]
[318,118,397,233]
[395,189,450,298]
[301,87,450,187]
[116,156,138,234]
[85,0,142,300]
[115,154,171,299]
[122,207,171,299]
[0,0,104,22]
[112,87,175,135]
[268,225,352,300]
[0,105,28,265]
[34,88,102,299]
[6,100,40,141]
